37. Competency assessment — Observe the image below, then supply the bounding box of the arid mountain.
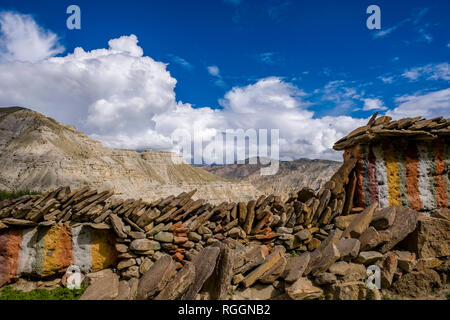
[0,107,260,204]
[203,157,341,199]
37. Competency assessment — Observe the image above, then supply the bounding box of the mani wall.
[335,114,450,212]
[0,114,448,300]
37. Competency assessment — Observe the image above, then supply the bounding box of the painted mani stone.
[0,224,117,287]
[353,139,449,211]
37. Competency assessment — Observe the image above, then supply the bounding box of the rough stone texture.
[324,281,366,300]
[355,251,383,265]
[286,277,323,300]
[233,244,266,274]
[231,283,280,300]
[335,238,360,260]
[405,216,450,259]
[359,226,383,251]
[392,269,442,298]
[395,251,416,272]
[203,242,234,300]
[114,278,139,300]
[334,214,358,230]
[371,207,396,230]
[342,202,377,238]
[136,255,177,300]
[380,206,419,253]
[378,252,398,289]
[155,261,195,300]
[259,256,287,284]
[314,272,337,285]
[80,269,119,300]
[242,246,285,288]
[283,252,310,283]
[181,246,220,300]
[130,239,161,252]
[311,244,340,276]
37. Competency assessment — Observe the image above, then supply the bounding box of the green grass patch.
[0,285,87,300]
[0,190,40,202]
[366,289,376,300]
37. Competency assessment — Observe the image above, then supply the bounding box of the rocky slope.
[203,158,341,199]
[0,107,259,204]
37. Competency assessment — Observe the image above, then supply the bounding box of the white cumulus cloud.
[0,11,64,62]
[387,88,450,119]
[0,11,369,162]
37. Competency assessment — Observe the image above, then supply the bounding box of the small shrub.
[0,190,40,202]
[446,292,450,300]
[366,289,376,300]
[290,251,299,257]
[0,286,87,300]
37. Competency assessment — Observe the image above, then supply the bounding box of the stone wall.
[345,138,450,211]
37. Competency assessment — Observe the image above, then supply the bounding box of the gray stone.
[286,277,323,300]
[355,251,383,265]
[283,252,310,283]
[130,239,161,252]
[335,238,360,259]
[80,269,119,300]
[181,247,220,300]
[155,262,196,300]
[136,255,177,300]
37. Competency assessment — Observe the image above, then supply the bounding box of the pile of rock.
[78,205,448,300]
[0,170,360,281]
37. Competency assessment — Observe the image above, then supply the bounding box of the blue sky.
[0,0,448,162]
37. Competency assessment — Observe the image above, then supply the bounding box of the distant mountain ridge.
[0,107,260,204]
[203,157,341,199]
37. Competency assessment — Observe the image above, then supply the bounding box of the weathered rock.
[155,261,196,300]
[139,258,154,275]
[355,251,383,265]
[295,229,311,241]
[181,246,220,300]
[259,256,287,284]
[359,226,383,251]
[154,231,174,243]
[415,258,443,271]
[303,249,322,276]
[130,239,161,252]
[121,266,140,280]
[80,269,119,300]
[109,214,128,238]
[342,202,378,238]
[286,277,323,300]
[395,251,416,272]
[314,272,337,285]
[335,238,360,260]
[311,244,340,276]
[404,216,450,259]
[392,269,442,298]
[380,206,418,253]
[334,214,358,230]
[136,255,177,300]
[318,229,343,251]
[242,246,285,288]
[378,252,398,288]
[371,207,396,230]
[283,252,310,283]
[114,278,139,300]
[203,242,234,300]
[231,283,280,300]
[117,258,136,270]
[324,281,366,300]
[232,273,244,285]
[233,244,267,274]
